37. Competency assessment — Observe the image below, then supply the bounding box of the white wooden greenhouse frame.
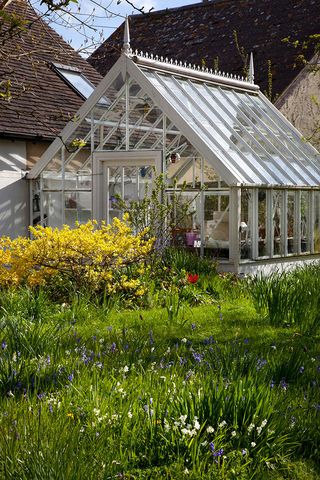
[27,20,320,274]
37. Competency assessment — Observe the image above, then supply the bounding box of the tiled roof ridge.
[129,0,226,18]
[128,49,259,91]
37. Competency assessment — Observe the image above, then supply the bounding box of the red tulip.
[187,273,199,284]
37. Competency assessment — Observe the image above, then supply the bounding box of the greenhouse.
[28,21,320,274]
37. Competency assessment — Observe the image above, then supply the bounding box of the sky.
[31,0,200,56]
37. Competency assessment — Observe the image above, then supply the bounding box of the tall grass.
[248,264,320,334]
[0,287,319,479]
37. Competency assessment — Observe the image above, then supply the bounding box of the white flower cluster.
[165,414,202,437]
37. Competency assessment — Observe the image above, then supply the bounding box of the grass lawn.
[0,284,319,479]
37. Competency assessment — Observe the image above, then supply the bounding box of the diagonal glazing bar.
[152,72,253,184]
[204,84,295,185]
[187,80,283,184]
[64,82,128,168]
[181,78,275,184]
[260,93,320,158]
[244,92,320,175]
[133,114,164,149]
[116,106,158,150]
[231,90,320,183]
[163,73,270,184]
[216,86,307,185]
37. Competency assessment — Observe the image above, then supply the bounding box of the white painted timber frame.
[27,56,127,179]
[92,149,162,223]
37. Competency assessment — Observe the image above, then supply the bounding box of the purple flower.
[213,448,224,457]
[241,449,247,456]
[191,323,196,330]
[192,352,203,363]
[1,341,7,350]
[111,342,117,353]
[299,366,305,374]
[256,358,267,371]
[280,378,288,390]
[270,379,275,388]
[68,373,74,382]
[209,442,223,457]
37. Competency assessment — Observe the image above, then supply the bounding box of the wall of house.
[0,139,29,237]
[276,64,320,149]
[26,141,50,169]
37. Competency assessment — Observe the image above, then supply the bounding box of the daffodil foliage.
[0,216,153,295]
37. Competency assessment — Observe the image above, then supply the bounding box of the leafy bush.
[0,217,153,299]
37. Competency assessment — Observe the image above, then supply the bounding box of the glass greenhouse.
[28,28,320,274]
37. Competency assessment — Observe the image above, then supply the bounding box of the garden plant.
[0,218,319,479]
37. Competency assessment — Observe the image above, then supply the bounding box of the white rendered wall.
[0,139,29,237]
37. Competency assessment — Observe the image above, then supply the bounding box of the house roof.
[0,0,102,141]
[29,52,320,187]
[88,0,320,99]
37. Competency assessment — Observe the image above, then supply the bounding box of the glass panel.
[258,189,267,258]
[301,191,311,253]
[287,192,296,254]
[204,191,229,259]
[314,191,320,253]
[43,192,62,228]
[64,192,91,225]
[240,189,251,260]
[42,171,62,190]
[273,190,282,256]
[106,165,153,223]
[167,157,200,188]
[169,192,202,250]
[128,85,164,150]
[107,166,123,222]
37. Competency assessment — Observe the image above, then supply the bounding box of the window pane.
[314,191,320,253]
[301,192,311,253]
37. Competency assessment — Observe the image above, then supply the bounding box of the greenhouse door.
[92,150,162,223]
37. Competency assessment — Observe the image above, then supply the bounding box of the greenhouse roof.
[29,32,320,186]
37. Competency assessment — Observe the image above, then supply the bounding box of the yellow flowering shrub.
[0,217,154,296]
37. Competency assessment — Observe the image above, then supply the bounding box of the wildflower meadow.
[0,220,319,479]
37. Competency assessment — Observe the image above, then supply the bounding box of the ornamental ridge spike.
[249,52,255,84]
[123,15,130,54]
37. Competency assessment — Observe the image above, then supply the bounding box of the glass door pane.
[106,165,154,224]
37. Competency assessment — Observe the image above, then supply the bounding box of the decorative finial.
[249,52,254,84]
[123,16,130,54]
